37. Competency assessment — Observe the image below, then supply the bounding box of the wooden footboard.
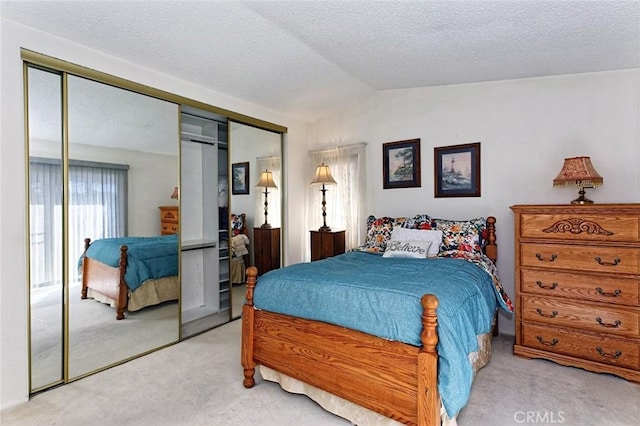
[81,238,129,320]
[241,266,440,426]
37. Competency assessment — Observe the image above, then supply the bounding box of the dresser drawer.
[161,223,179,234]
[521,269,639,306]
[521,243,640,275]
[160,208,179,223]
[520,214,640,242]
[523,323,639,370]
[522,295,639,337]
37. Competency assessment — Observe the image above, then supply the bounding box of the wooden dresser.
[159,206,179,235]
[511,204,640,382]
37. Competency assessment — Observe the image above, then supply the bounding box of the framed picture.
[383,139,421,189]
[232,162,250,195]
[434,142,481,197]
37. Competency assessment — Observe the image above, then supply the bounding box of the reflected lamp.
[256,169,278,229]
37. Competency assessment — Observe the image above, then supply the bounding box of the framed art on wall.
[434,142,481,197]
[383,138,421,189]
[232,162,250,195]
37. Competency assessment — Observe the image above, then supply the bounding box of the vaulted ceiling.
[2,0,639,122]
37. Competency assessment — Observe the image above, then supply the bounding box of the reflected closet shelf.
[181,239,217,251]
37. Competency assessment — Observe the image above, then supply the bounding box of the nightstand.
[311,230,346,261]
[253,227,280,275]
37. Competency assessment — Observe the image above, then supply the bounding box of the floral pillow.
[230,213,245,235]
[363,216,397,253]
[433,217,487,255]
[401,214,437,230]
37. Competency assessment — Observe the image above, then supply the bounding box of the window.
[309,143,367,250]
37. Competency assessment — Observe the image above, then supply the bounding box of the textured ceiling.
[2,0,639,122]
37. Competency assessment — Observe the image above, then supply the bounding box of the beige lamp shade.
[256,169,277,229]
[553,156,603,204]
[256,170,278,189]
[310,163,337,186]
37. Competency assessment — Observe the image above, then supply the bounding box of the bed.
[241,214,513,425]
[80,234,180,320]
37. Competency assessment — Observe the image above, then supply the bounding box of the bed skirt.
[259,331,492,426]
[86,275,179,311]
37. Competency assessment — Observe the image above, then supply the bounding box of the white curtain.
[29,158,128,287]
[308,143,367,250]
[255,156,281,228]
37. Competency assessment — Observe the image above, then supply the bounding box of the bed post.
[418,294,439,426]
[242,266,258,388]
[81,238,91,299]
[484,216,500,336]
[115,245,128,320]
[485,216,497,263]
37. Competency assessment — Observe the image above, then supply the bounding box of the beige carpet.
[2,319,638,426]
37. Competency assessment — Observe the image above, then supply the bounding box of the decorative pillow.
[364,216,396,253]
[433,217,487,255]
[401,214,437,230]
[382,240,431,258]
[390,227,442,257]
[230,213,245,235]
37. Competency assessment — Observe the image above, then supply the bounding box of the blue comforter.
[253,250,501,418]
[82,234,178,292]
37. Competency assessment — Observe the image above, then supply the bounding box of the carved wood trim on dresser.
[510,204,640,383]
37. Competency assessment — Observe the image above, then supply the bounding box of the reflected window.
[29,158,129,285]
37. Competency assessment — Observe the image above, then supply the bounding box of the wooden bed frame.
[81,238,130,320]
[241,216,498,426]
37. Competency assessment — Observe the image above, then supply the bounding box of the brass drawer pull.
[536,280,558,290]
[594,257,621,266]
[595,287,622,297]
[595,317,621,328]
[596,347,622,359]
[536,308,558,318]
[536,336,558,346]
[535,253,557,262]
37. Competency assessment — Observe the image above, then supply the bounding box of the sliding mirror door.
[229,122,283,320]
[27,66,64,391]
[26,63,181,391]
[66,76,180,379]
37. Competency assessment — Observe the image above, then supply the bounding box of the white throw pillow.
[390,228,443,257]
[382,240,431,259]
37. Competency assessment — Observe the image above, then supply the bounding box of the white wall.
[309,69,640,337]
[0,18,309,409]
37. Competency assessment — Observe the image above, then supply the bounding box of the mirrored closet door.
[26,63,181,391]
[24,50,287,394]
[228,122,283,320]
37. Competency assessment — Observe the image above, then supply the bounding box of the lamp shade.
[553,156,603,187]
[310,163,337,185]
[170,186,179,199]
[553,156,603,205]
[256,170,278,189]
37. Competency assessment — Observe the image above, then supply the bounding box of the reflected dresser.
[511,204,639,382]
[159,206,179,235]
